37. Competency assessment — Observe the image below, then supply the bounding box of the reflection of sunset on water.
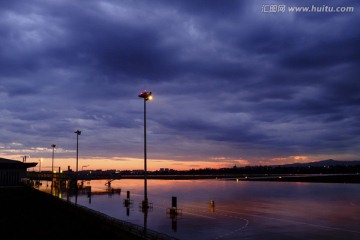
[38,179,360,240]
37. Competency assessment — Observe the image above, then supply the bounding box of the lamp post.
[138,90,152,209]
[38,158,43,172]
[74,130,81,174]
[22,155,30,163]
[51,144,56,173]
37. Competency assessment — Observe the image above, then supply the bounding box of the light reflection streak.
[214,219,249,240]
[153,203,216,219]
[184,204,360,235]
[162,202,250,239]
[155,202,249,239]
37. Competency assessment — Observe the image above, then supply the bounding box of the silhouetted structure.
[0,158,37,186]
[138,90,152,209]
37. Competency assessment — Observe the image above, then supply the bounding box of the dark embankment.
[0,186,170,240]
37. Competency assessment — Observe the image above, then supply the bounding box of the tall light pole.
[138,90,152,209]
[74,130,81,174]
[51,144,56,173]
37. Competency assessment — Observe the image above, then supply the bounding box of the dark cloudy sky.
[0,0,359,170]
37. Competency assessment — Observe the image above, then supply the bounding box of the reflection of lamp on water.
[138,90,152,209]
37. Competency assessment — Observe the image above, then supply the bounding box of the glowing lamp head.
[138,90,152,101]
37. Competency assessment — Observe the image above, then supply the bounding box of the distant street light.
[138,90,152,209]
[74,130,81,174]
[38,158,43,172]
[51,144,56,173]
[82,165,89,171]
[22,155,30,163]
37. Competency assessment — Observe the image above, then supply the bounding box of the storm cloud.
[0,0,359,169]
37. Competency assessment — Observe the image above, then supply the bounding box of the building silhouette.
[0,158,37,186]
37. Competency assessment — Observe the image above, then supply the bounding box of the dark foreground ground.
[0,186,155,240]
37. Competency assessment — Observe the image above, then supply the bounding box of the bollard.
[210,200,215,213]
[172,196,177,208]
[169,196,178,215]
[124,190,132,207]
[167,196,182,219]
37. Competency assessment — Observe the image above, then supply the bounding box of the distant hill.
[281,159,360,167]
